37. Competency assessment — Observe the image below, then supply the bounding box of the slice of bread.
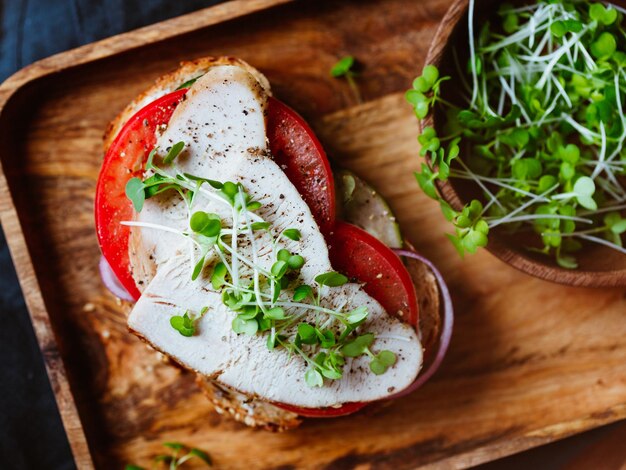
[105,57,441,431]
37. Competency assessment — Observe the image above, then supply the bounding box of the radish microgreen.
[282,228,301,241]
[408,0,626,267]
[314,271,348,287]
[162,141,185,165]
[330,56,362,104]
[170,307,208,337]
[125,441,211,469]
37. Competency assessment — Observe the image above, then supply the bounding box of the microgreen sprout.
[125,142,397,387]
[125,441,211,469]
[170,307,208,337]
[330,56,362,104]
[407,0,626,267]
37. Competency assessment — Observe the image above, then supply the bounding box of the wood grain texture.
[0,0,624,468]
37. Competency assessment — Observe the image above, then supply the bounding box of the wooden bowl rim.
[422,0,626,288]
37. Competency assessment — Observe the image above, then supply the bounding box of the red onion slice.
[386,248,454,399]
[99,256,134,302]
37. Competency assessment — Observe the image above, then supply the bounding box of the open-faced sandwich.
[95,57,451,431]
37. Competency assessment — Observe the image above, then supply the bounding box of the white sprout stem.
[450,169,550,201]
[610,3,626,15]
[575,234,626,255]
[270,301,350,319]
[536,28,588,89]
[318,299,348,330]
[214,246,234,278]
[482,17,551,52]
[218,238,270,278]
[496,69,532,123]
[602,72,626,166]
[484,214,593,225]
[120,221,200,247]
[575,41,597,71]
[550,74,572,108]
[551,191,576,201]
[560,114,603,140]
[468,0,479,107]
[579,203,626,216]
[375,334,414,343]
[229,205,241,290]
[537,97,559,127]
[506,3,541,14]
[222,281,271,299]
[239,188,268,313]
[194,184,265,223]
[455,160,505,209]
[591,121,607,179]
[489,184,559,229]
[594,176,626,203]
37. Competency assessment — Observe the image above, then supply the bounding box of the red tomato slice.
[267,97,336,235]
[275,400,368,418]
[330,221,419,326]
[95,89,187,300]
[274,221,419,418]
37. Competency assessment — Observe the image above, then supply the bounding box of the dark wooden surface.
[0,0,625,468]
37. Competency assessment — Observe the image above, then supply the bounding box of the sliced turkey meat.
[127,65,423,408]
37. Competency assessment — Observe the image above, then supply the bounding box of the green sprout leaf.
[176,75,203,90]
[282,228,302,241]
[330,56,355,77]
[232,316,258,335]
[190,211,221,237]
[293,285,313,302]
[297,323,318,345]
[271,260,288,279]
[188,448,212,465]
[319,330,336,348]
[590,3,617,25]
[346,306,369,324]
[370,350,397,375]
[250,221,270,231]
[341,333,375,357]
[125,177,146,212]
[287,254,305,270]
[183,173,223,189]
[265,307,287,320]
[573,176,597,210]
[162,141,185,164]
[211,262,227,290]
[170,312,196,337]
[314,271,348,287]
[305,368,324,387]
[590,32,616,59]
[277,249,291,262]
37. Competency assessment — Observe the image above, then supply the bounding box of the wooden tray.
[0,0,624,468]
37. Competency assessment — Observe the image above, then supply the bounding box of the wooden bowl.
[423,0,626,287]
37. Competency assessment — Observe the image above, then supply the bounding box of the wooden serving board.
[0,0,625,468]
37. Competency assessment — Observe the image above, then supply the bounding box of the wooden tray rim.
[0,0,623,468]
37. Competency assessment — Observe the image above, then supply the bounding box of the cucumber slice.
[335,169,403,248]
